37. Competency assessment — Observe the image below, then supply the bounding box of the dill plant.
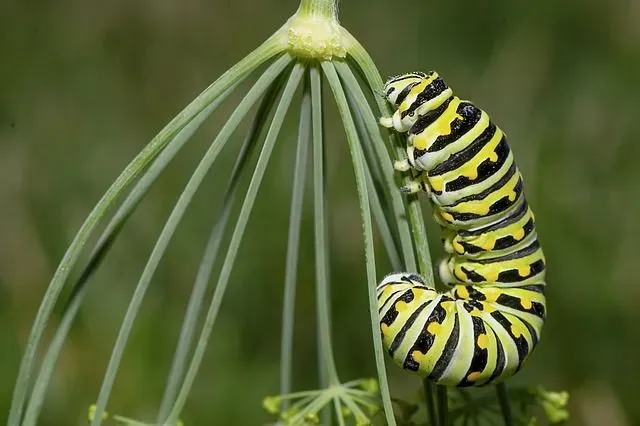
[9,0,569,425]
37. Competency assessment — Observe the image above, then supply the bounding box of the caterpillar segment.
[377,71,547,386]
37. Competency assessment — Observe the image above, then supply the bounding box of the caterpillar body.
[377,71,547,387]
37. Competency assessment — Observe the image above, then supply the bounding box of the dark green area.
[1,0,639,424]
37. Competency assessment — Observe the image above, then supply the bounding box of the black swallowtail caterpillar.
[377,71,547,387]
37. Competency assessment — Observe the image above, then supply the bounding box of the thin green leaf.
[321,61,396,426]
[9,34,286,426]
[310,65,340,389]
[164,62,305,424]
[90,54,294,426]
[156,72,290,423]
[280,70,311,404]
[22,82,240,426]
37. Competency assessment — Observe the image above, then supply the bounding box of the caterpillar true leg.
[377,71,547,387]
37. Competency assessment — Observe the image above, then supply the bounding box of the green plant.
[8,0,569,425]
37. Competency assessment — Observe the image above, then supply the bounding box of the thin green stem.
[296,0,338,20]
[423,379,437,426]
[279,71,311,404]
[155,74,288,423]
[90,54,293,426]
[164,62,305,424]
[310,65,340,386]
[336,62,414,271]
[333,397,346,426]
[342,33,443,422]
[496,382,514,426]
[23,82,240,426]
[9,34,286,426]
[342,31,434,283]
[437,385,449,426]
[321,61,396,426]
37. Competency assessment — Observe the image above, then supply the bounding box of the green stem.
[164,61,305,424]
[496,383,514,426]
[321,61,396,426]
[310,65,340,385]
[423,378,437,426]
[296,0,338,19]
[342,30,434,283]
[437,385,449,426]
[280,71,312,404]
[156,75,287,423]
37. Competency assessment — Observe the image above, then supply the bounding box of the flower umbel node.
[286,14,346,60]
[263,379,381,425]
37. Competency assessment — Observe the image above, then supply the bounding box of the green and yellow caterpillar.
[377,71,546,387]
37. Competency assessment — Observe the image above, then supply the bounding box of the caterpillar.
[377,71,546,387]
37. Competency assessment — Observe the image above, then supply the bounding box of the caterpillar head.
[382,71,453,132]
[383,72,431,106]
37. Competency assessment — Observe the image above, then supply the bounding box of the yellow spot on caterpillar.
[477,334,489,349]
[430,176,444,192]
[511,321,527,338]
[512,228,525,240]
[454,265,467,280]
[427,322,442,334]
[483,287,500,303]
[456,285,470,299]
[440,211,454,223]
[488,151,498,162]
[381,324,389,334]
[476,234,497,251]
[395,301,409,312]
[484,268,499,282]
[467,371,482,382]
[412,350,427,364]
[413,133,429,150]
[519,296,533,310]
[517,265,531,277]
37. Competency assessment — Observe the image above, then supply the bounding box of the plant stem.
[310,65,340,386]
[296,0,338,19]
[322,61,396,426]
[437,385,449,426]
[156,75,287,423]
[496,382,514,426]
[423,378,437,426]
[279,71,312,406]
[164,61,305,424]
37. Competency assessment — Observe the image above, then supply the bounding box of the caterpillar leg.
[394,158,411,172]
[399,178,430,194]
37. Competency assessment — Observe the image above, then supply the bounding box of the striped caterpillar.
[377,71,547,387]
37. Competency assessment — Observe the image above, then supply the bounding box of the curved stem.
[310,65,340,386]
[164,62,305,424]
[279,71,312,404]
[321,61,396,426]
[9,33,286,426]
[89,54,293,426]
[22,87,237,426]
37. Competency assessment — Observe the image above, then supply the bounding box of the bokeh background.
[2,0,640,424]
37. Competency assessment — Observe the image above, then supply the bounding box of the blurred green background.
[2,0,640,424]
